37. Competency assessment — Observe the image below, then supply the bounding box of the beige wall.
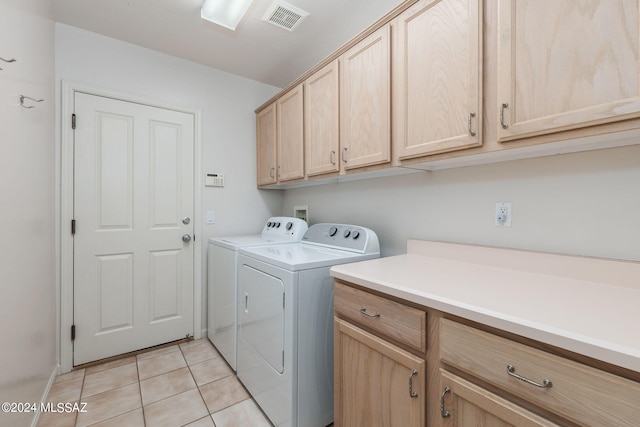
[0,1,57,426]
[283,145,640,261]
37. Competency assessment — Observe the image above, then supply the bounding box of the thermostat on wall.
[205,173,224,187]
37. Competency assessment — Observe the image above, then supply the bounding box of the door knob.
[182,217,191,225]
[182,234,191,242]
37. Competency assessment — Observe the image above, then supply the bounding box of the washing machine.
[236,223,380,427]
[207,217,307,371]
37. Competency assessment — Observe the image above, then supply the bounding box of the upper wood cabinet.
[256,103,277,186]
[393,0,483,160]
[256,85,304,186]
[497,0,640,141]
[339,25,391,171]
[276,84,304,182]
[304,61,340,177]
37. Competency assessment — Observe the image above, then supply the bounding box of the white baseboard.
[31,364,59,427]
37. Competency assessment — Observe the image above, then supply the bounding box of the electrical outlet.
[495,202,512,227]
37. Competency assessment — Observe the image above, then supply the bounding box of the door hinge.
[71,324,76,341]
[71,113,76,129]
[71,219,76,235]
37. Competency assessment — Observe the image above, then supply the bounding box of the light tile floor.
[37,339,272,427]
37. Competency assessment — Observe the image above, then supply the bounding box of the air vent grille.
[262,1,309,31]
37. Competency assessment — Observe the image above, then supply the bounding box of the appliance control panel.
[302,223,380,254]
[261,216,308,240]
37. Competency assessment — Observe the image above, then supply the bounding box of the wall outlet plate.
[495,202,512,227]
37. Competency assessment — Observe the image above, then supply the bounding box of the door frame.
[59,80,203,373]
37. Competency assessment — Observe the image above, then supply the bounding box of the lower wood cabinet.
[438,370,559,427]
[438,319,640,427]
[334,280,640,427]
[334,318,425,427]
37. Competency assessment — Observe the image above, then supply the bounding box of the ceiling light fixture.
[201,0,255,31]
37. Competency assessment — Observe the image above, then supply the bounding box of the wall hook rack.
[20,95,44,109]
[0,56,17,70]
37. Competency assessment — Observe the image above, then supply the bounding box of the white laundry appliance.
[236,223,380,427]
[207,217,307,371]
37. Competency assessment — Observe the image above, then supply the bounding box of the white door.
[73,92,195,365]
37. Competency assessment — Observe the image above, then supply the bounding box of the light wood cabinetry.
[304,61,339,177]
[334,319,425,427]
[496,0,640,142]
[392,0,483,160]
[335,279,640,427]
[339,25,391,171]
[276,84,304,182]
[256,85,304,186]
[438,318,640,426]
[256,103,277,186]
[439,370,559,427]
[333,281,426,427]
[256,0,640,187]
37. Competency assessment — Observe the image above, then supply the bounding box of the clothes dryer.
[207,217,307,371]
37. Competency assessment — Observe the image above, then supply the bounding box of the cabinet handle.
[468,112,477,136]
[440,387,451,418]
[330,150,336,165]
[409,370,419,398]
[269,167,275,178]
[507,364,552,388]
[341,147,348,163]
[500,102,509,129]
[359,306,380,318]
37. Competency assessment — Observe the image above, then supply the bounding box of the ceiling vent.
[262,0,309,32]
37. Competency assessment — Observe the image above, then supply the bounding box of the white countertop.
[330,240,640,372]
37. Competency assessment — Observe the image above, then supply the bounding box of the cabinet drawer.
[440,319,640,426]
[334,281,426,353]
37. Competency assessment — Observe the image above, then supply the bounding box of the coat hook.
[20,95,44,109]
[0,57,16,70]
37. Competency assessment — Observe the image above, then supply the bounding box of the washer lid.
[209,234,300,250]
[239,242,380,271]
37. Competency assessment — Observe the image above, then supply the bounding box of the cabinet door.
[497,0,640,141]
[256,104,277,186]
[439,370,560,427]
[340,26,391,171]
[305,61,340,177]
[334,318,424,427]
[276,84,304,182]
[393,0,482,160]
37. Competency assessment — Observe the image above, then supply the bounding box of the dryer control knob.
[343,230,351,238]
[286,222,293,230]
[329,226,338,237]
[352,231,360,240]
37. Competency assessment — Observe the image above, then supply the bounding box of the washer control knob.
[276,222,281,228]
[267,222,272,227]
[352,231,360,240]
[286,222,293,230]
[343,230,351,238]
[329,226,338,237]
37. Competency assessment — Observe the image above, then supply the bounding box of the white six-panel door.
[73,92,195,365]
